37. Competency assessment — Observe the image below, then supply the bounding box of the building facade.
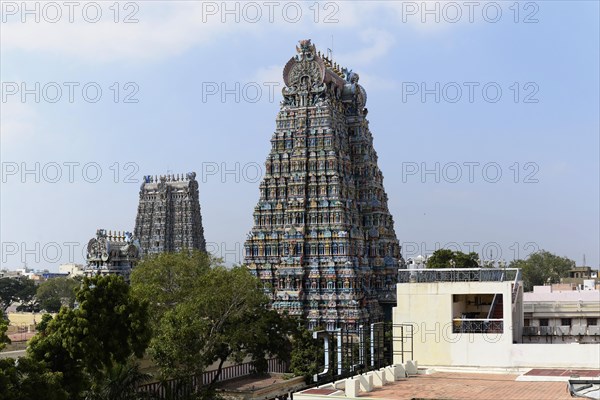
[393,268,600,369]
[560,266,600,289]
[134,172,206,257]
[84,229,140,280]
[244,40,402,331]
[522,285,600,344]
[58,263,85,277]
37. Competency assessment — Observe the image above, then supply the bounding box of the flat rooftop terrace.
[358,371,574,400]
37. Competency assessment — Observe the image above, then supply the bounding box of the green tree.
[290,325,323,383]
[131,252,294,397]
[510,250,575,291]
[426,249,479,269]
[426,249,454,269]
[0,357,68,400]
[0,277,36,315]
[36,313,53,334]
[27,275,151,399]
[130,250,213,324]
[84,357,152,400]
[149,267,292,385]
[0,318,10,351]
[1,316,64,398]
[36,277,80,312]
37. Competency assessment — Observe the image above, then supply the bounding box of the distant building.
[58,263,84,277]
[30,271,69,281]
[134,172,206,257]
[522,285,600,344]
[84,229,140,281]
[0,269,24,279]
[560,266,600,289]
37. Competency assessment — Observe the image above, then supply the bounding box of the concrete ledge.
[315,383,335,390]
[345,377,360,397]
[358,373,373,392]
[393,364,407,380]
[334,380,346,389]
[383,366,396,382]
[422,365,528,375]
[405,360,418,375]
[372,369,387,387]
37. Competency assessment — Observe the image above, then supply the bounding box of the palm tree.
[85,359,153,400]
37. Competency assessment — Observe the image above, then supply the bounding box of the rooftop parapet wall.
[398,268,521,284]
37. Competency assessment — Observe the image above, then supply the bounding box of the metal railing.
[487,272,505,319]
[452,319,504,334]
[310,323,413,384]
[398,268,520,283]
[138,358,287,398]
[523,326,600,336]
[511,270,522,311]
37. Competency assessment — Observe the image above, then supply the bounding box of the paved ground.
[0,350,26,359]
[218,374,289,391]
[524,368,600,378]
[362,372,574,399]
[7,332,35,342]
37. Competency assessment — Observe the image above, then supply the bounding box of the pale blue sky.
[1,1,599,270]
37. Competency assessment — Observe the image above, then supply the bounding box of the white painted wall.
[393,280,600,369]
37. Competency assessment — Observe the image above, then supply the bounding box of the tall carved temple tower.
[134,172,206,257]
[244,40,402,331]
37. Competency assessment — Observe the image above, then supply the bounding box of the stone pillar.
[404,360,418,375]
[345,378,360,397]
[372,369,387,387]
[358,374,373,392]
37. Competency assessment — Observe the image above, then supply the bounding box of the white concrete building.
[58,263,84,277]
[393,268,600,369]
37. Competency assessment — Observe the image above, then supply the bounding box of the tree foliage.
[0,357,68,400]
[290,325,323,383]
[36,313,54,334]
[149,266,292,382]
[84,357,152,400]
[131,251,294,395]
[426,249,480,269]
[24,275,151,399]
[510,250,575,291]
[36,277,80,312]
[130,250,212,324]
[0,318,9,351]
[0,277,36,315]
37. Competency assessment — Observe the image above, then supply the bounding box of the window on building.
[587,318,598,326]
[539,319,549,327]
[561,318,572,327]
[451,293,503,333]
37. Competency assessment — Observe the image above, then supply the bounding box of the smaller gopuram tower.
[134,172,206,257]
[84,229,140,281]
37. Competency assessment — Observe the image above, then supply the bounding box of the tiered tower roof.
[244,40,402,331]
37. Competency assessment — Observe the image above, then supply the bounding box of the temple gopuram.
[84,229,140,281]
[134,172,206,257]
[244,40,403,331]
